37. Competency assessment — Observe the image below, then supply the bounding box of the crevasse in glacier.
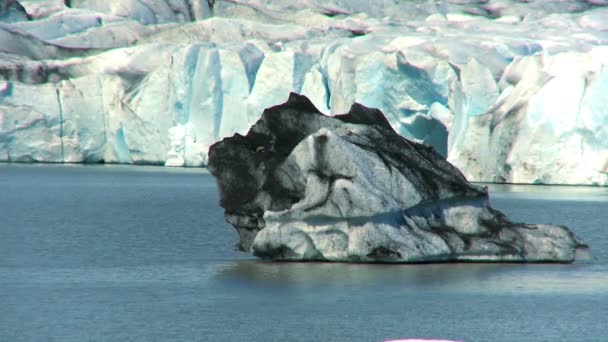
[1,0,607,185]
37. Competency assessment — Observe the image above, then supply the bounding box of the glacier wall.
[1,0,608,184]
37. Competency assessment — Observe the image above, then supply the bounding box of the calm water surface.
[1,165,607,341]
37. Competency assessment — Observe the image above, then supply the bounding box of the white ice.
[1,0,607,184]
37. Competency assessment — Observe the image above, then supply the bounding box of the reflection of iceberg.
[215,260,514,288]
[215,261,608,295]
[1,1,608,185]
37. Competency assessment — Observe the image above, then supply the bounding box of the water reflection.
[484,183,608,202]
[214,260,608,294]
[216,260,511,289]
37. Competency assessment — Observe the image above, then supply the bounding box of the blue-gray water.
[1,165,607,341]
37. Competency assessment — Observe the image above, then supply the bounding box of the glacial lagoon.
[1,164,607,341]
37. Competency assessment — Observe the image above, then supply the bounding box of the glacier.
[1,0,608,185]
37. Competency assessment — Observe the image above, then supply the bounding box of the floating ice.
[207,94,588,263]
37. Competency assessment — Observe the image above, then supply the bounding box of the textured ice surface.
[207,94,588,262]
[1,0,607,184]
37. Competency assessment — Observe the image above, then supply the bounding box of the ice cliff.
[1,0,608,185]
[208,93,588,262]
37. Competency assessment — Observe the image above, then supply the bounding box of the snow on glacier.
[1,0,608,185]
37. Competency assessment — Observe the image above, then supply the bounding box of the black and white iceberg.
[208,93,588,263]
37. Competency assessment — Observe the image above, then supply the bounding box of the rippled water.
[1,165,607,341]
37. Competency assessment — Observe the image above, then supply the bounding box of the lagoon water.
[1,164,607,341]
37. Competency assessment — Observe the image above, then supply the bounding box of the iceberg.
[1,0,607,185]
[208,93,588,262]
